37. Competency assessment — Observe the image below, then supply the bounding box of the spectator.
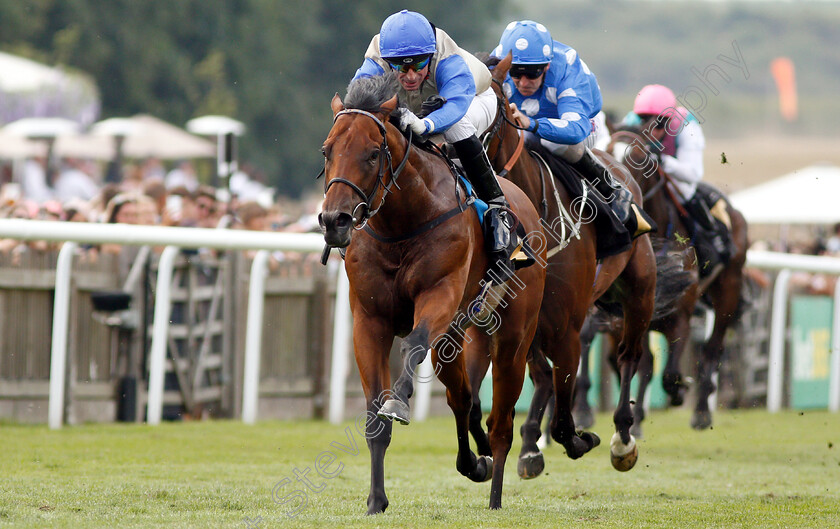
[165,160,198,192]
[54,158,100,202]
[167,186,198,227]
[21,156,53,203]
[194,185,220,228]
[235,201,268,231]
[101,193,140,255]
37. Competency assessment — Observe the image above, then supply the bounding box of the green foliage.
[0,0,505,197]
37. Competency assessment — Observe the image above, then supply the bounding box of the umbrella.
[186,115,246,136]
[52,134,114,160]
[0,132,48,158]
[729,164,840,225]
[2,117,81,138]
[92,114,215,160]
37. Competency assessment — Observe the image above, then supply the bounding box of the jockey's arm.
[661,120,705,185]
[422,55,475,134]
[531,98,592,146]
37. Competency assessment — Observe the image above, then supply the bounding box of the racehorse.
[318,72,546,512]
[572,127,749,431]
[467,53,660,478]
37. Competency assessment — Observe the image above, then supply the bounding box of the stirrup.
[631,204,653,238]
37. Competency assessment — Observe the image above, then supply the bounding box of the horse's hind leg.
[630,336,653,439]
[548,327,601,460]
[486,316,536,509]
[572,313,600,430]
[662,311,692,407]
[517,336,552,479]
[692,268,742,430]
[440,328,493,484]
[611,244,655,471]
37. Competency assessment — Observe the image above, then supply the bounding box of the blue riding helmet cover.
[496,20,554,65]
[379,10,436,59]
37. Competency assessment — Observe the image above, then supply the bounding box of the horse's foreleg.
[517,336,552,479]
[352,316,395,515]
[464,329,492,457]
[377,325,430,425]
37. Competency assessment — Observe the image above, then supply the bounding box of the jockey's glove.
[397,108,433,136]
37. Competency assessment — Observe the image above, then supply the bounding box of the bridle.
[482,80,527,180]
[322,109,412,230]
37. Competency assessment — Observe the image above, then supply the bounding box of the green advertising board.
[790,295,832,409]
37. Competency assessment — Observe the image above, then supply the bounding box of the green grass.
[1,409,839,528]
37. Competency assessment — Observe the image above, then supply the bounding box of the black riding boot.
[684,193,729,277]
[453,135,515,280]
[571,148,653,238]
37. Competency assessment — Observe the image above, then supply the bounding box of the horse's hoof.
[377,399,410,425]
[579,430,601,450]
[609,432,638,472]
[478,455,494,482]
[517,451,545,479]
[690,410,712,430]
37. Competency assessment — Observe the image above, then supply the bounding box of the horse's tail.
[651,237,695,321]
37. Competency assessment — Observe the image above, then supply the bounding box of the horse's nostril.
[335,215,351,229]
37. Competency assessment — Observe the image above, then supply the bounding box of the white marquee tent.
[729,164,840,225]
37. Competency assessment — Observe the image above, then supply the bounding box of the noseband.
[323,109,412,230]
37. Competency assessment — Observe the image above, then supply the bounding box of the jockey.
[492,20,652,238]
[625,84,731,274]
[354,10,515,277]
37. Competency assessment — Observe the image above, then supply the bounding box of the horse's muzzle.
[319,210,353,248]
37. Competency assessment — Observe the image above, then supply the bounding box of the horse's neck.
[495,127,542,199]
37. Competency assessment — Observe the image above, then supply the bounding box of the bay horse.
[466,54,659,478]
[573,127,749,431]
[319,72,546,512]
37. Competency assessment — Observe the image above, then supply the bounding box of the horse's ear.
[380,95,398,117]
[494,52,513,83]
[331,93,344,116]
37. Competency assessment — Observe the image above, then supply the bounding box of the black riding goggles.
[510,64,547,80]
[385,54,432,73]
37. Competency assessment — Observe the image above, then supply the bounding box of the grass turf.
[1,409,839,528]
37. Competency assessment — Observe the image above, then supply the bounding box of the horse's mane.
[344,72,399,113]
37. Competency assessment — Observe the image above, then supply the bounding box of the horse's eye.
[369,150,379,163]
[320,147,327,158]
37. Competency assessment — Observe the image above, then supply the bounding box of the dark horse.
[319,73,546,512]
[466,54,659,478]
[572,127,749,432]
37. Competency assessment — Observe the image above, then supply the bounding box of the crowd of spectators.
[0,155,323,267]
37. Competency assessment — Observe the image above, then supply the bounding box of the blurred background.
[2,0,837,201]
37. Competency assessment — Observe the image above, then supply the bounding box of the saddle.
[525,139,634,260]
